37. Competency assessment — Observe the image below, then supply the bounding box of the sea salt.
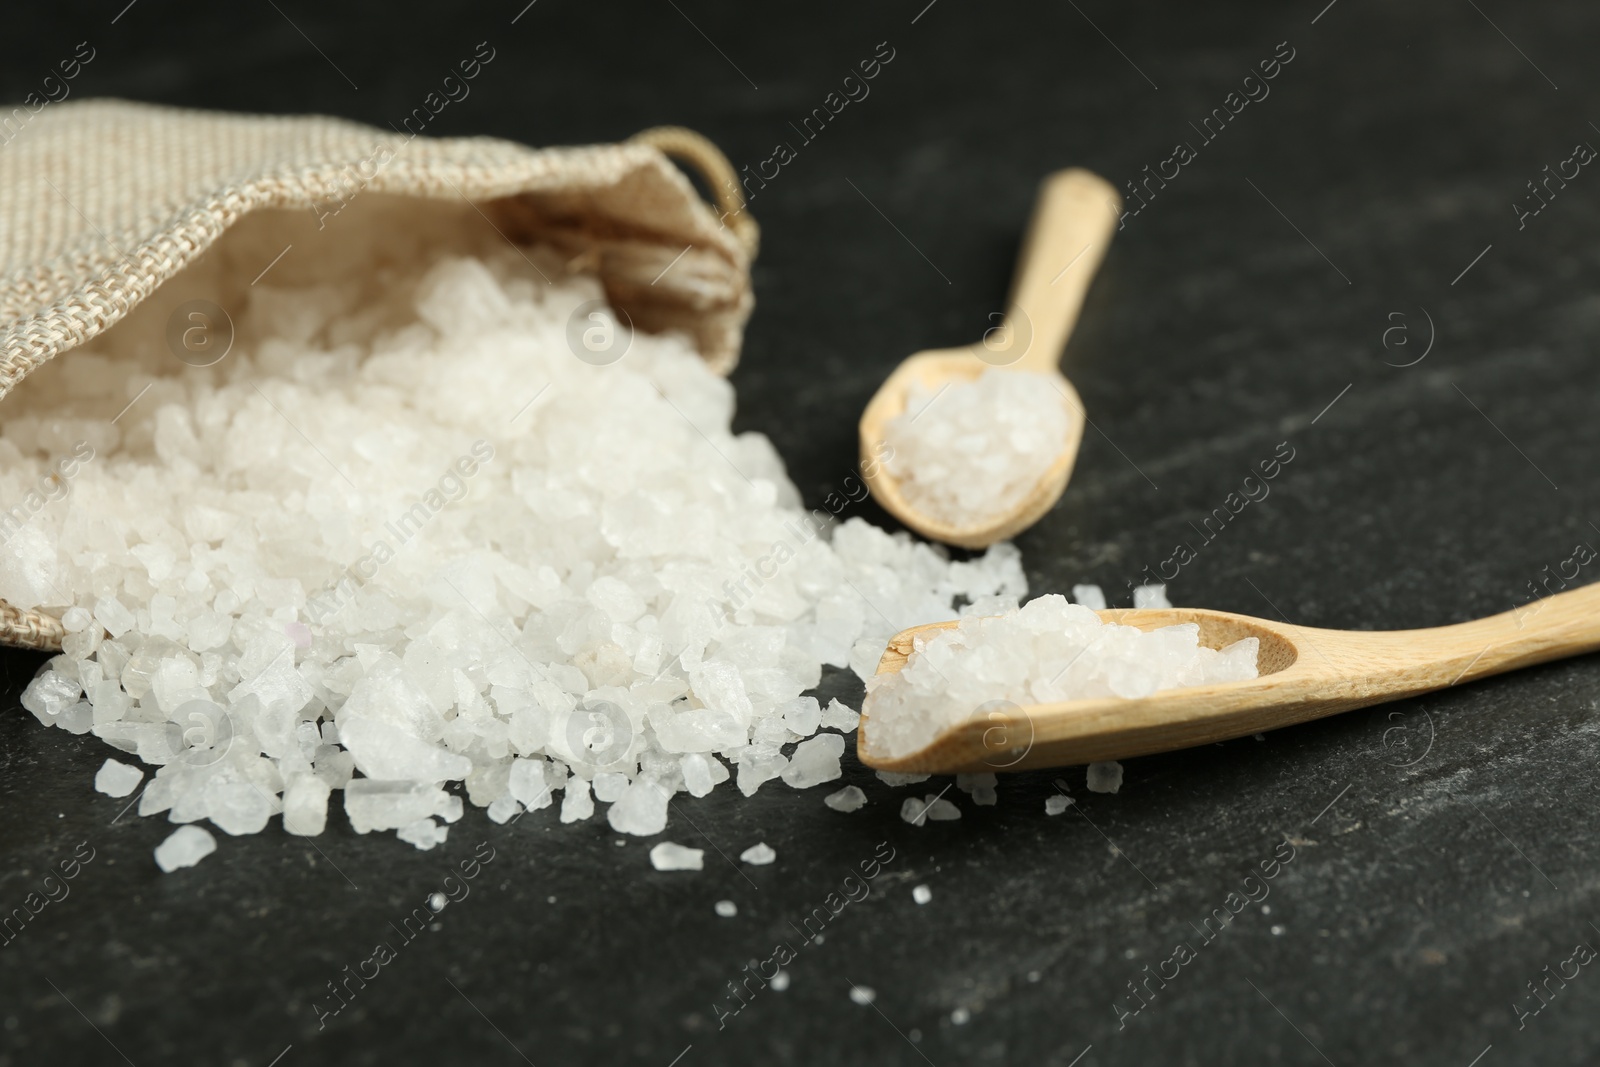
[592,772,630,804]
[770,971,791,991]
[714,899,738,917]
[883,369,1075,529]
[862,594,1258,760]
[820,699,860,731]
[509,758,553,810]
[154,824,216,872]
[397,818,449,851]
[650,841,704,871]
[1071,584,1106,610]
[781,733,845,789]
[346,780,452,833]
[607,777,669,836]
[1087,760,1124,793]
[849,985,877,1006]
[740,841,776,865]
[1133,584,1171,609]
[282,773,330,836]
[12,204,1029,861]
[901,794,961,824]
[824,785,867,812]
[93,758,143,798]
[1045,795,1071,815]
[912,884,932,904]
[486,796,523,824]
[560,778,594,824]
[957,772,997,806]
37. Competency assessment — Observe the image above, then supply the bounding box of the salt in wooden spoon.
[857,583,1600,774]
[859,168,1121,549]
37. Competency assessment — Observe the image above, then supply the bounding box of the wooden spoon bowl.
[858,583,1600,774]
[858,348,1086,548]
[859,168,1120,550]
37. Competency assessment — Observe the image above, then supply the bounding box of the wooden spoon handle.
[1291,578,1600,701]
[995,169,1122,373]
[1420,577,1600,684]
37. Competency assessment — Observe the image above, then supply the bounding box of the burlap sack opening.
[0,100,758,650]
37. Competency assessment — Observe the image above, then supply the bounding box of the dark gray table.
[5,1,1599,1063]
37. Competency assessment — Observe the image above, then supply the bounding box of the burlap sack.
[0,99,758,650]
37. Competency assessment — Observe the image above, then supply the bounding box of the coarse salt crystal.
[824,785,867,813]
[1071,584,1106,610]
[93,758,143,798]
[1087,761,1123,794]
[781,733,844,789]
[740,841,776,865]
[901,794,960,825]
[1132,583,1171,609]
[154,824,216,872]
[397,817,449,851]
[650,841,704,871]
[282,773,330,836]
[820,698,860,731]
[957,772,997,806]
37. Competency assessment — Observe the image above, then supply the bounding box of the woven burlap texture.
[0,100,756,650]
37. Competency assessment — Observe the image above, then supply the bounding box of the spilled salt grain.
[901,794,960,825]
[951,1007,971,1025]
[849,986,877,1006]
[93,758,143,798]
[1133,583,1172,609]
[1072,584,1107,610]
[781,733,845,789]
[863,594,1258,760]
[770,970,791,991]
[1087,761,1123,794]
[154,825,216,872]
[912,884,932,904]
[714,899,738,917]
[820,698,860,731]
[957,772,997,806]
[282,774,330,836]
[1045,795,1071,815]
[397,817,449,851]
[740,841,776,866]
[884,369,1075,529]
[650,842,704,871]
[346,780,453,833]
[560,779,594,824]
[824,785,867,813]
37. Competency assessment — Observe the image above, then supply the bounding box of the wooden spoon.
[859,168,1121,550]
[857,584,1600,774]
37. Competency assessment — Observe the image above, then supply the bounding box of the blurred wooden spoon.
[859,168,1121,549]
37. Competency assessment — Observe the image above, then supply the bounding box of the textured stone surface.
[4,1,1600,1065]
